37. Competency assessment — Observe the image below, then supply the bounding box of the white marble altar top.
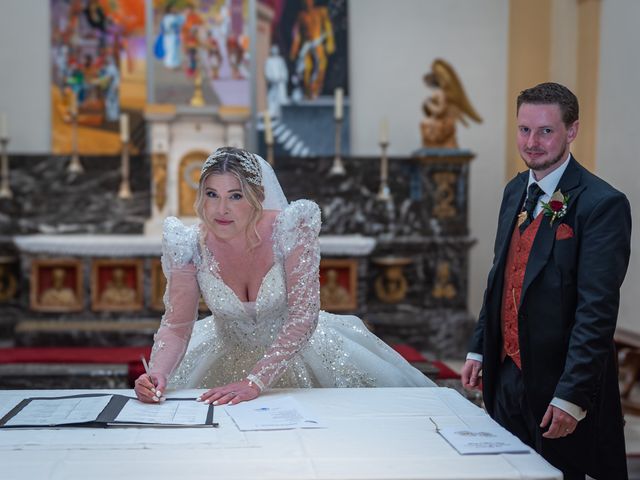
[13,234,376,257]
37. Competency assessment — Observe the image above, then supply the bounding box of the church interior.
[1,0,640,477]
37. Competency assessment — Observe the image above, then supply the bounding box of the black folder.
[0,393,217,428]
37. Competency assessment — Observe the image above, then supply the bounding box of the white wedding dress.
[150,195,434,391]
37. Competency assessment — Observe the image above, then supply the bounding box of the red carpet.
[0,346,151,386]
[392,344,461,380]
[0,343,460,386]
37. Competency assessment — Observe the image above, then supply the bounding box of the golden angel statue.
[420,58,482,149]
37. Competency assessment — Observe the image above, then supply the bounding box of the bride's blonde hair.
[194,147,266,249]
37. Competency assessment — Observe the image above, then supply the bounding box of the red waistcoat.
[501,214,543,369]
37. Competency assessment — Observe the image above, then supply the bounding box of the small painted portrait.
[31,259,83,312]
[92,259,142,311]
[319,259,357,312]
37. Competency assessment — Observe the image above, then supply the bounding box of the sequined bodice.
[197,256,288,348]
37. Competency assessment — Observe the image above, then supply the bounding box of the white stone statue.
[264,45,289,118]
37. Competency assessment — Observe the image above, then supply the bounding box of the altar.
[0,147,477,359]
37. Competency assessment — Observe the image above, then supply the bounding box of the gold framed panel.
[91,259,143,312]
[319,258,358,312]
[178,150,209,217]
[30,258,83,312]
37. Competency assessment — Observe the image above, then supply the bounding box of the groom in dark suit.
[462,82,631,479]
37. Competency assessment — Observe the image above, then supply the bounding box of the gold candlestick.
[190,70,205,107]
[0,137,12,199]
[377,140,391,201]
[329,118,346,175]
[118,140,132,199]
[67,110,84,173]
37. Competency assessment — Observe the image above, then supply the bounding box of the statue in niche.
[432,171,458,219]
[100,267,136,306]
[265,45,289,118]
[420,58,482,148]
[432,261,457,300]
[40,267,77,307]
[373,258,412,304]
[320,268,351,308]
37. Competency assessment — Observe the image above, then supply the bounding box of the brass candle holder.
[0,137,12,199]
[329,117,346,175]
[118,139,132,199]
[67,110,84,173]
[376,140,391,201]
[190,70,205,107]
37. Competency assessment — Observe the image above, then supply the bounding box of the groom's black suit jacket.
[469,156,631,477]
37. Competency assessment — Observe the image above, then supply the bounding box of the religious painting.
[257,0,349,158]
[31,259,83,312]
[50,0,147,155]
[91,259,143,311]
[319,258,356,312]
[150,0,251,112]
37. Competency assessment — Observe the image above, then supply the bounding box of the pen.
[140,355,162,400]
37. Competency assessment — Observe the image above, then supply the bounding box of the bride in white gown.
[134,147,435,405]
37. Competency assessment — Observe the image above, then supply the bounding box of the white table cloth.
[0,387,561,480]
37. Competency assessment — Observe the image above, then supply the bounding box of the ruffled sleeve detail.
[160,216,200,272]
[149,217,201,382]
[247,200,322,390]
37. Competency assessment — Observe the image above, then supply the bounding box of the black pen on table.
[140,355,162,401]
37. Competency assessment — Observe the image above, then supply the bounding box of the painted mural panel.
[151,0,251,111]
[50,0,147,154]
[259,0,349,157]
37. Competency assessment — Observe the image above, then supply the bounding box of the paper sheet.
[437,424,531,455]
[113,399,210,425]
[4,396,113,427]
[223,395,324,431]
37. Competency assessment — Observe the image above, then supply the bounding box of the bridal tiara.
[201,148,263,186]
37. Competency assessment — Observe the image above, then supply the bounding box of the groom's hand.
[461,359,482,391]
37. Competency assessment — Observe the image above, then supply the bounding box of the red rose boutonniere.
[541,189,570,226]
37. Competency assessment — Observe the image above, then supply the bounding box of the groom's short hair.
[517,82,579,127]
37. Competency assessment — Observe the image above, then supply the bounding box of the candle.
[0,113,7,139]
[263,111,273,145]
[334,88,343,120]
[120,113,129,143]
[379,118,389,144]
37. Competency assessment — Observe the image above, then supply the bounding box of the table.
[0,387,561,480]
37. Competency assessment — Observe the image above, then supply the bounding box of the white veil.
[256,155,288,211]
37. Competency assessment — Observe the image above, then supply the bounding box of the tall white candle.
[380,118,389,144]
[0,113,7,139]
[263,111,273,145]
[120,113,129,143]
[334,88,343,120]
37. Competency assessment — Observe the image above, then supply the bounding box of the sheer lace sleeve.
[247,200,321,390]
[149,217,201,381]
